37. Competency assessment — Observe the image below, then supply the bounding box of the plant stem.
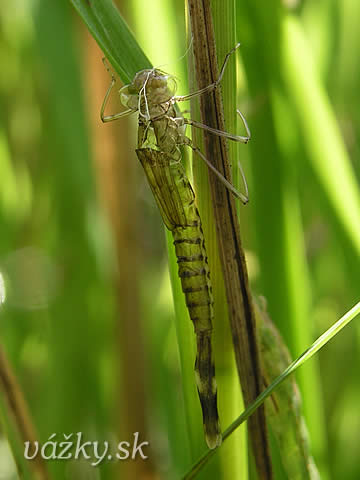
[0,344,50,480]
[187,1,272,478]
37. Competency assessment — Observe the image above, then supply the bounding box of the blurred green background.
[0,0,359,479]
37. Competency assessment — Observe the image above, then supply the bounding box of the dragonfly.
[101,44,250,449]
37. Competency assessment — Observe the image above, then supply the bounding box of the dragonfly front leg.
[100,58,134,123]
[173,43,241,103]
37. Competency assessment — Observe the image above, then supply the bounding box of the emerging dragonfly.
[101,44,250,449]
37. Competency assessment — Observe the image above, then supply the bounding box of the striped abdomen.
[173,222,221,449]
[136,148,222,449]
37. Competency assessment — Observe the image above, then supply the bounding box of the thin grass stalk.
[0,344,50,480]
[181,300,360,479]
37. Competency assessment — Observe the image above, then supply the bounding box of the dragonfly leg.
[184,109,251,144]
[100,58,134,123]
[173,43,241,103]
[184,137,249,204]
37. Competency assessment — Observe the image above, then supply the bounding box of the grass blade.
[70,0,151,82]
[282,15,360,256]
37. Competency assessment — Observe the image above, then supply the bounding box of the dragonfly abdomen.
[173,225,222,449]
[136,147,221,448]
[173,226,214,329]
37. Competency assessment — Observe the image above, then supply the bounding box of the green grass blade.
[34,2,109,477]
[189,1,248,478]
[270,86,328,475]
[70,0,151,82]
[191,1,248,479]
[282,15,360,256]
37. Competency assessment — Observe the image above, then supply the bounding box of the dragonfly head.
[120,69,177,118]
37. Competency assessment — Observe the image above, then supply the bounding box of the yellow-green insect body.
[123,67,221,449]
[136,148,220,451]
